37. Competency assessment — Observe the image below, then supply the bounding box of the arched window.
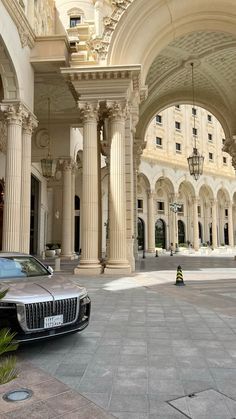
[155,219,166,249]
[68,8,84,27]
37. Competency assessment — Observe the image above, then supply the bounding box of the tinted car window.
[0,257,49,279]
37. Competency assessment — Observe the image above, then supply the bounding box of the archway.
[224,223,229,245]
[155,218,166,249]
[198,222,202,243]
[137,217,145,250]
[178,220,185,245]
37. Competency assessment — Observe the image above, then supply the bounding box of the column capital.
[0,102,27,125]
[107,100,128,121]
[78,101,99,123]
[22,114,38,134]
[192,196,199,205]
[147,189,155,199]
[60,158,77,172]
[210,199,217,207]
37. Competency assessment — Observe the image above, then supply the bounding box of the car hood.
[0,275,85,304]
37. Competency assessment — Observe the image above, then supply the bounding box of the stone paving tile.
[16,256,236,418]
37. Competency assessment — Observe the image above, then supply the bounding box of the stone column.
[211,199,218,248]
[105,101,131,274]
[71,167,76,256]
[228,201,234,246]
[61,159,73,258]
[193,197,199,250]
[20,115,37,253]
[74,102,102,274]
[147,189,155,252]
[1,104,23,251]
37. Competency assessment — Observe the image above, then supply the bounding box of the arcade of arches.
[1,0,236,274]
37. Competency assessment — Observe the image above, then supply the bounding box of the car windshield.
[0,256,49,280]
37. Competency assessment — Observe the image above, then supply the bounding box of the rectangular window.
[156,137,162,147]
[209,152,213,161]
[176,142,181,152]
[208,133,213,142]
[197,205,201,216]
[207,114,212,122]
[193,127,197,136]
[177,204,184,214]
[156,115,162,124]
[192,107,197,116]
[137,199,143,212]
[223,156,227,164]
[157,201,164,212]
[175,121,181,130]
[70,16,81,27]
[225,209,228,217]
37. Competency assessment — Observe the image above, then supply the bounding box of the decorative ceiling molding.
[1,0,35,48]
[89,0,134,60]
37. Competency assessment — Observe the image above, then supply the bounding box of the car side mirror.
[47,266,54,275]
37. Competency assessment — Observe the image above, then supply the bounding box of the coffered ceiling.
[142,31,236,137]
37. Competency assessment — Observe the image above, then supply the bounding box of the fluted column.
[20,115,37,253]
[74,102,102,274]
[1,104,23,251]
[61,159,73,258]
[147,189,155,252]
[193,197,199,250]
[71,167,76,255]
[105,101,131,274]
[228,201,234,246]
[211,199,218,248]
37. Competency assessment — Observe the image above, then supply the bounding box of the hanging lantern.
[187,63,204,180]
[41,98,55,178]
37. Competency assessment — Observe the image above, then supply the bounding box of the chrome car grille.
[25,298,78,330]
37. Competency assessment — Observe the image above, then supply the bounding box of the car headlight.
[80,288,88,299]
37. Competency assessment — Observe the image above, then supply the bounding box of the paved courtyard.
[16,253,236,418]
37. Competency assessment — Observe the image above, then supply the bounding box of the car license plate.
[44,314,63,328]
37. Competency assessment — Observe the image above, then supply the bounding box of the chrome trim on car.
[17,297,80,332]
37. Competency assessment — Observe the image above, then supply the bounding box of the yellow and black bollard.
[175,265,185,286]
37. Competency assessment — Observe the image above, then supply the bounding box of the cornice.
[2,0,35,48]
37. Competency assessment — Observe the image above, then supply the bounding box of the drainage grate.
[167,389,236,419]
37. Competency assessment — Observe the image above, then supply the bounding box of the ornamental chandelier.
[187,62,204,181]
[41,98,56,178]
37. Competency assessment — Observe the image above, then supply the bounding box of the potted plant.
[45,243,58,257]
[0,289,18,385]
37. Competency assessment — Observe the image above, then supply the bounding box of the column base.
[74,263,103,275]
[104,263,131,275]
[60,254,78,260]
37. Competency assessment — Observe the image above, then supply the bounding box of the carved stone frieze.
[88,0,134,60]
[1,0,35,48]
[223,136,236,170]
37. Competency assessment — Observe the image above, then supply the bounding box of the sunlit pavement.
[18,253,236,418]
